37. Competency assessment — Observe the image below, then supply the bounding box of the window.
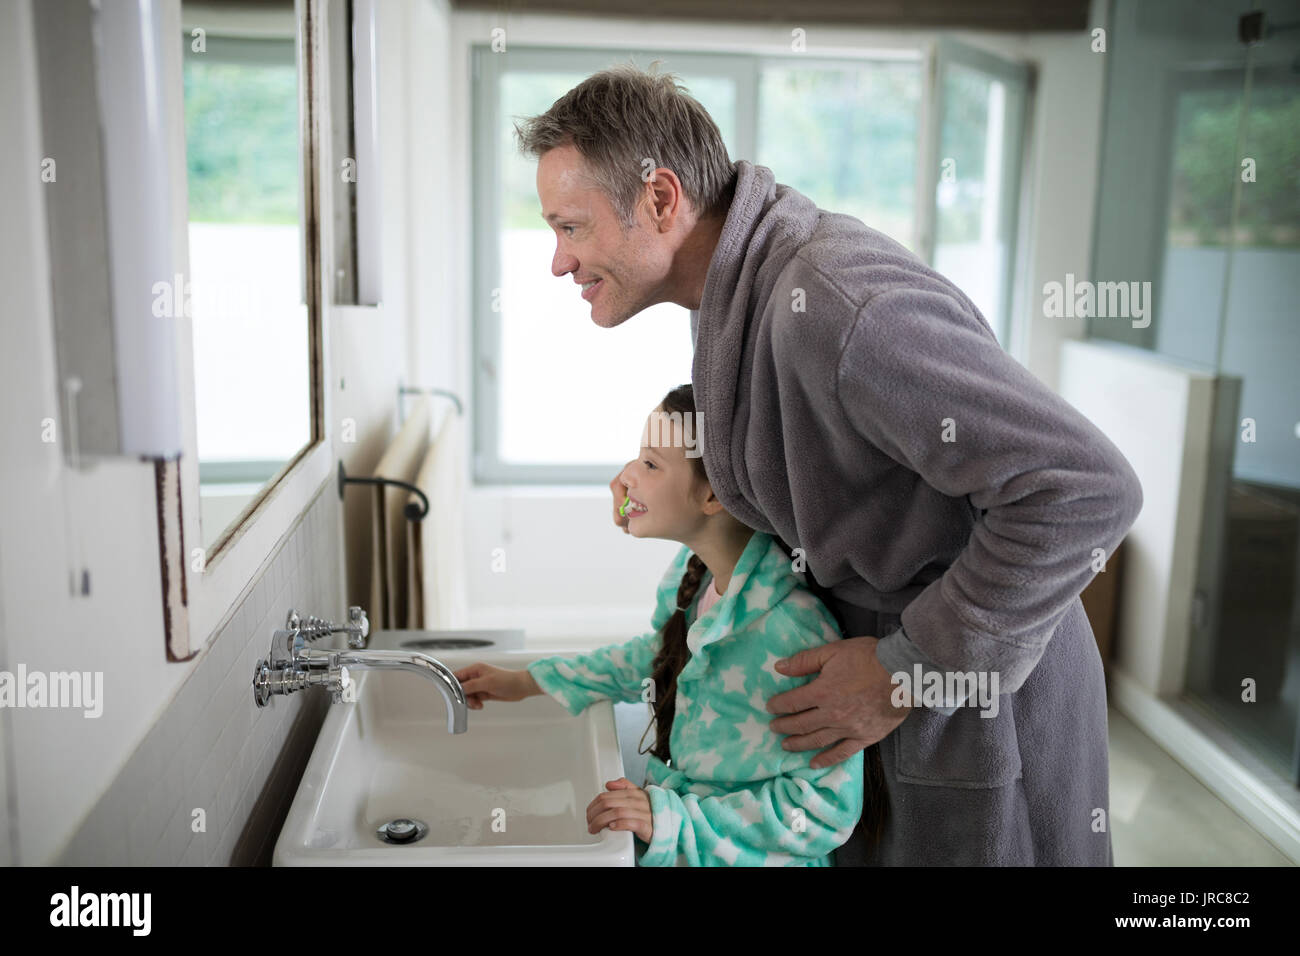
[474,50,748,483]
[927,38,1030,348]
[473,42,1028,484]
[758,60,921,252]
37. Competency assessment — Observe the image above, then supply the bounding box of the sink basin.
[273,648,634,866]
[370,627,525,651]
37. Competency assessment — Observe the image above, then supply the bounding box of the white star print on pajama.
[526,531,865,866]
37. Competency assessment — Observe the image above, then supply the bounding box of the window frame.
[928,36,1033,347]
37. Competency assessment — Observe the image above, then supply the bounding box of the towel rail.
[338,386,461,520]
[337,461,429,521]
[398,381,463,424]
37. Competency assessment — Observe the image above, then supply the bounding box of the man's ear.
[647,168,685,233]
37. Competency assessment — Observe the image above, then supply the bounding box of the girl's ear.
[699,485,728,516]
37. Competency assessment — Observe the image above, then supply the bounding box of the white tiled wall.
[57,483,342,866]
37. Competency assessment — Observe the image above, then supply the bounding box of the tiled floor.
[1108,705,1294,866]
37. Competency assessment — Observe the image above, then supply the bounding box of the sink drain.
[377,818,429,845]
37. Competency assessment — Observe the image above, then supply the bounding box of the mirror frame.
[164,0,332,659]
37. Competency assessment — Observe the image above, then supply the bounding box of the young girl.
[455,384,866,866]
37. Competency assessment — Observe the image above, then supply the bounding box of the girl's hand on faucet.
[587,778,653,843]
[454,662,536,709]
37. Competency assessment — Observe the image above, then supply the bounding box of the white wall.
[406,0,457,397]
[0,0,193,866]
[446,4,1113,647]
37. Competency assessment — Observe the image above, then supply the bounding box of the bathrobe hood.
[689,161,813,536]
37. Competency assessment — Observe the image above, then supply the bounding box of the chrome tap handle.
[331,665,353,703]
[305,659,351,699]
[285,606,370,647]
[347,606,369,648]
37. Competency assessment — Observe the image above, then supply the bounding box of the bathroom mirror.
[180,0,315,554]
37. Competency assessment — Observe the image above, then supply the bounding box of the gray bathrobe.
[688,160,1144,866]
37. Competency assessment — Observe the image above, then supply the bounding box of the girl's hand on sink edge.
[454,662,536,709]
[587,778,653,843]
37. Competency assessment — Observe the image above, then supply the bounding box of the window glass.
[758,62,921,251]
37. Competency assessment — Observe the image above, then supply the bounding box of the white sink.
[273,647,634,866]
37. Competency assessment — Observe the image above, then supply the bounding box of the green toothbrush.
[619,495,631,517]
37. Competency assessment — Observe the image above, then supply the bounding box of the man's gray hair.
[514,60,735,230]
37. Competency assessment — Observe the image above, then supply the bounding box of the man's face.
[537,144,672,328]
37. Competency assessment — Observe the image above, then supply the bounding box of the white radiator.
[1058,338,1218,695]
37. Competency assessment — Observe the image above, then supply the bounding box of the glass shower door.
[1182,1,1300,784]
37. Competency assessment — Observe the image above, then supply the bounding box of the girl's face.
[618,404,712,542]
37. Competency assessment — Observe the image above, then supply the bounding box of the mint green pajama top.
[527,531,865,866]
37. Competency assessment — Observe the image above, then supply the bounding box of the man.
[516,63,1142,865]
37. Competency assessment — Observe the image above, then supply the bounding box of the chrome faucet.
[288,605,371,648]
[252,607,468,734]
